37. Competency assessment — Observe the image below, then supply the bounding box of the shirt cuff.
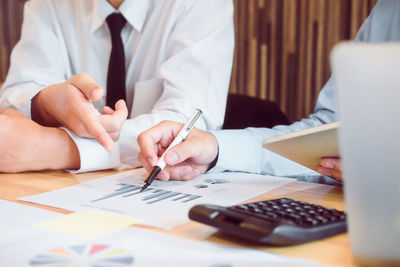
[24,90,43,119]
[207,129,264,174]
[61,127,120,173]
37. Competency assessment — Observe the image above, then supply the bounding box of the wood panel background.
[0,0,26,83]
[231,0,377,121]
[1,0,377,121]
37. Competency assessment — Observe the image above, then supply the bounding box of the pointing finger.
[80,113,114,152]
[99,100,128,141]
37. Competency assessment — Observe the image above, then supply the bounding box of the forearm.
[211,108,338,176]
[0,108,80,173]
[34,127,80,171]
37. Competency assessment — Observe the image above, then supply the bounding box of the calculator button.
[328,216,339,222]
[295,206,304,212]
[285,208,295,213]
[299,212,308,217]
[308,210,317,216]
[236,205,249,211]
[287,214,301,221]
[304,218,319,225]
[277,211,288,217]
[258,202,268,207]
[278,198,294,203]
[316,216,329,224]
[265,212,278,219]
[261,206,274,212]
[253,208,263,214]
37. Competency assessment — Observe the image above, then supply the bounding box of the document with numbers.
[20,168,294,229]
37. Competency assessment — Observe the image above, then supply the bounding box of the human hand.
[317,157,342,181]
[0,108,79,172]
[31,73,128,152]
[138,121,219,181]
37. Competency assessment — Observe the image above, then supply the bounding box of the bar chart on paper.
[20,168,294,229]
[92,176,234,204]
[92,184,202,204]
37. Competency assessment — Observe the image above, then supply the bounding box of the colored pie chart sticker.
[29,244,134,267]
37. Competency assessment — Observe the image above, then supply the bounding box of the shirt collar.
[90,0,150,34]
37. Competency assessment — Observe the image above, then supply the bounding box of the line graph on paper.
[92,183,201,204]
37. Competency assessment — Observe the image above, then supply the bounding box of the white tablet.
[263,122,340,171]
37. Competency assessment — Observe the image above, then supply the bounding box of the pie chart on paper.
[29,244,134,267]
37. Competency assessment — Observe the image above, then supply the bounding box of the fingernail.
[180,167,190,177]
[319,169,332,177]
[323,161,334,168]
[106,142,113,152]
[92,87,102,99]
[193,169,201,177]
[166,151,178,164]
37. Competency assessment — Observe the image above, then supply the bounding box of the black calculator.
[188,198,347,246]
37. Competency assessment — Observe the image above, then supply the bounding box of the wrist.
[206,149,219,172]
[38,126,81,170]
[206,133,219,172]
[31,91,59,127]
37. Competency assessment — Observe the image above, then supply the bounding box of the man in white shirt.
[137,0,400,182]
[0,0,234,172]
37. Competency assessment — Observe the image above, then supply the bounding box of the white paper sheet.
[0,226,324,266]
[20,168,294,229]
[0,198,325,266]
[0,199,60,230]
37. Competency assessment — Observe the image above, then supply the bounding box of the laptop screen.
[331,42,400,262]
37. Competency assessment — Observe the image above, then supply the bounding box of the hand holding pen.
[140,109,204,191]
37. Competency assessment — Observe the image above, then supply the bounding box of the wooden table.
[0,170,355,266]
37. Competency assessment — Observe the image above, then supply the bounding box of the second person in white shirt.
[0,0,235,172]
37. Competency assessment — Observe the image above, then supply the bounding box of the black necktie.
[106,13,127,108]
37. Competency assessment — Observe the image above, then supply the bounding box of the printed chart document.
[0,199,327,266]
[263,122,340,171]
[20,168,294,229]
[1,226,324,267]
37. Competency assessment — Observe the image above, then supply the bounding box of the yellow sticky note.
[34,210,140,239]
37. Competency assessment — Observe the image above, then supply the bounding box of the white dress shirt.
[212,0,400,177]
[0,0,234,172]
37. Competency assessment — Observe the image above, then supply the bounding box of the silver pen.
[140,109,202,191]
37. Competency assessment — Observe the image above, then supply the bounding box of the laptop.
[331,43,400,265]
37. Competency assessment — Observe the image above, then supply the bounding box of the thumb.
[164,142,194,166]
[113,99,128,120]
[68,73,104,101]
